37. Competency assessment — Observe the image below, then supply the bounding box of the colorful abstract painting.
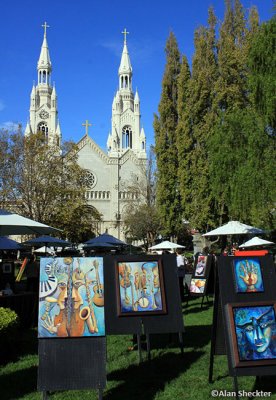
[189,278,207,294]
[194,256,207,277]
[116,260,166,316]
[231,304,276,365]
[233,258,264,293]
[38,257,105,338]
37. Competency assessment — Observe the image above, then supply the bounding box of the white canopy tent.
[149,240,185,250]
[239,237,274,248]
[0,209,61,236]
[202,221,264,237]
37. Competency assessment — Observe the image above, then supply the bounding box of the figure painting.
[194,256,207,277]
[190,278,206,294]
[230,304,276,366]
[117,260,166,316]
[233,258,264,293]
[38,257,105,338]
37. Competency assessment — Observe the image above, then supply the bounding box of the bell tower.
[107,29,146,159]
[25,22,61,146]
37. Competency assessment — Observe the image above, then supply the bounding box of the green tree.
[0,128,101,242]
[248,16,276,134]
[123,146,161,249]
[180,7,218,230]
[154,31,181,238]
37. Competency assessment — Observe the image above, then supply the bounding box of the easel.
[209,255,276,395]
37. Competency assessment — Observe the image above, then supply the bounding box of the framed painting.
[194,255,207,277]
[233,258,264,293]
[189,278,207,294]
[38,257,105,338]
[227,302,276,367]
[116,260,167,316]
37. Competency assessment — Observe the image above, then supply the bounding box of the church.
[24,24,147,240]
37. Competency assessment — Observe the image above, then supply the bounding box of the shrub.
[0,307,19,333]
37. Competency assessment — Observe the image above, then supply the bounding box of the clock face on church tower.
[39,109,49,119]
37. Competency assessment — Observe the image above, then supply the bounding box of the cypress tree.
[180,7,218,230]
[176,55,191,223]
[154,32,181,237]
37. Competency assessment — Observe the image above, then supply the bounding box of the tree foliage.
[0,127,101,242]
[154,32,182,237]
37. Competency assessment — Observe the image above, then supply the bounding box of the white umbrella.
[0,209,61,236]
[202,221,264,237]
[149,240,185,250]
[239,236,274,248]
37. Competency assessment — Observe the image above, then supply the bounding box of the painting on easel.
[116,260,167,316]
[38,257,105,338]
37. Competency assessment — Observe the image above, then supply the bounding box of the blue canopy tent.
[0,236,23,251]
[23,235,71,248]
[84,233,126,246]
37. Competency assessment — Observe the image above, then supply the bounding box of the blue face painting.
[234,306,276,361]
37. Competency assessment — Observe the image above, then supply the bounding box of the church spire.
[37,22,52,85]
[118,28,132,90]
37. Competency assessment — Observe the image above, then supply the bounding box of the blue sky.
[0,0,274,151]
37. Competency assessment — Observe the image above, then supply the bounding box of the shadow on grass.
[251,376,276,395]
[184,324,212,349]
[0,328,38,367]
[106,349,204,400]
[0,365,37,400]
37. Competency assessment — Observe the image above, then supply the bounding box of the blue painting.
[233,258,264,293]
[117,261,166,315]
[233,305,276,362]
[38,257,105,338]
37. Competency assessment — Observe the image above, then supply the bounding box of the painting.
[233,258,264,293]
[38,257,105,338]
[227,303,276,367]
[194,256,207,277]
[116,260,166,316]
[189,278,207,294]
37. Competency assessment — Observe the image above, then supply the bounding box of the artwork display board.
[104,254,184,335]
[38,257,105,338]
[189,255,213,296]
[38,337,106,392]
[212,254,276,378]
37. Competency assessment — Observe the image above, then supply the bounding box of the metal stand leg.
[146,333,151,361]
[98,388,103,400]
[42,391,48,400]
[178,331,184,356]
[137,334,142,364]
[233,376,239,398]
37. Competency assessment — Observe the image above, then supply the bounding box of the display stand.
[209,254,276,393]
[38,337,106,399]
[104,254,184,362]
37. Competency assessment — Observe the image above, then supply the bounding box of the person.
[176,250,185,302]
[26,254,40,292]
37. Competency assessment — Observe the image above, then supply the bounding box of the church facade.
[25,25,147,239]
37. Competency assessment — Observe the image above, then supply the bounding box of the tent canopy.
[149,240,185,250]
[85,233,126,246]
[0,209,61,236]
[202,221,264,237]
[239,236,274,248]
[24,235,71,248]
[0,236,23,251]
[84,242,117,249]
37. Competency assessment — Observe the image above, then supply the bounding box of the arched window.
[37,122,48,142]
[141,141,145,150]
[122,126,132,149]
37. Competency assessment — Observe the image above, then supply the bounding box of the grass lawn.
[1,297,276,399]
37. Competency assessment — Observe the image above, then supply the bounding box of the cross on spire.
[121,28,129,45]
[42,21,50,37]
[82,119,92,136]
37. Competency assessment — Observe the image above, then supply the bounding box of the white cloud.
[0,99,5,111]
[0,121,20,131]
[99,40,121,57]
